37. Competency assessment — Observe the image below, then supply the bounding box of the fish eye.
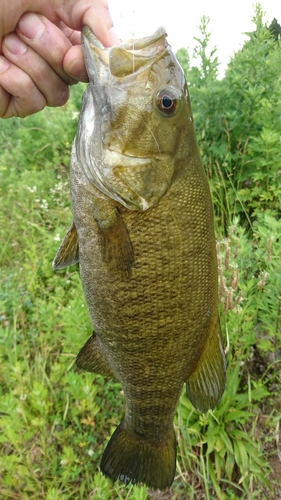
[156,88,179,117]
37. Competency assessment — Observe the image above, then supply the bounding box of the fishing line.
[140,115,161,154]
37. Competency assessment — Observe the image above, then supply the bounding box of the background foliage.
[1,4,280,499]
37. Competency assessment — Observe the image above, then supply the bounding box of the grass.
[0,84,280,499]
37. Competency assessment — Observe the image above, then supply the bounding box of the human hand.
[0,0,119,118]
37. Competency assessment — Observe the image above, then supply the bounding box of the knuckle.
[0,66,47,118]
[13,85,46,118]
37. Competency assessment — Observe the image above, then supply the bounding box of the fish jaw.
[75,26,190,212]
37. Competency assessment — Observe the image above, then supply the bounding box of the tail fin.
[100,419,176,490]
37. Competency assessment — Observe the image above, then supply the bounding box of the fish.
[53,26,226,491]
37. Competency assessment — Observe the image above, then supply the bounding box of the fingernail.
[0,56,10,74]
[67,58,88,81]
[5,34,27,55]
[108,27,121,47]
[18,13,45,40]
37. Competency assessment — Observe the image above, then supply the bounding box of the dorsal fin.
[185,323,226,413]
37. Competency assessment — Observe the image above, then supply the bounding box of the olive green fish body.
[53,26,226,490]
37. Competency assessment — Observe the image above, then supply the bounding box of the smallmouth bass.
[53,26,226,490]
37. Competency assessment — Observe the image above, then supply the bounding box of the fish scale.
[53,26,226,490]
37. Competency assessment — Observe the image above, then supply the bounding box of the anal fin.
[186,324,226,413]
[52,221,79,270]
[76,332,118,380]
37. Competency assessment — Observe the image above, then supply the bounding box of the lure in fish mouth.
[54,25,226,492]
[75,25,190,212]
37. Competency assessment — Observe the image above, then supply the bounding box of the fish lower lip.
[105,148,150,165]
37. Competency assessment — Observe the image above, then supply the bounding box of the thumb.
[56,0,120,47]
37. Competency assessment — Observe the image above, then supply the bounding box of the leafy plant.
[176,362,271,500]
[177,5,281,228]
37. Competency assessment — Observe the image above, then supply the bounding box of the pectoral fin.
[97,208,133,275]
[76,332,118,380]
[52,221,79,270]
[185,324,226,413]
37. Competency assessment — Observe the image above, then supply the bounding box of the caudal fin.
[100,419,176,490]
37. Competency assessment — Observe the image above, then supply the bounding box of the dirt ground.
[266,453,281,499]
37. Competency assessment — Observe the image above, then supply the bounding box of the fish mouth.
[82,25,168,82]
[82,24,167,53]
[82,25,167,49]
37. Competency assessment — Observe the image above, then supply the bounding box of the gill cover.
[74,26,188,211]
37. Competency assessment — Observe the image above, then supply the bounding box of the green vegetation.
[177,6,281,231]
[0,5,280,499]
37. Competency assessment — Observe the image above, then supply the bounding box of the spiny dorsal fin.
[185,323,226,413]
[76,332,118,380]
[52,221,79,270]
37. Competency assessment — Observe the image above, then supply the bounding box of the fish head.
[76,26,194,211]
